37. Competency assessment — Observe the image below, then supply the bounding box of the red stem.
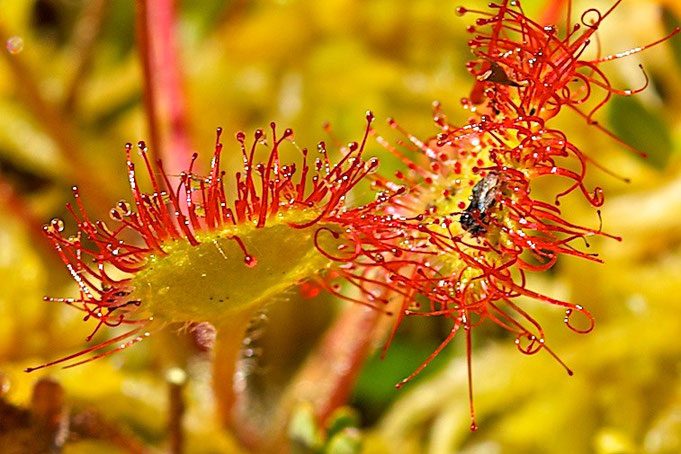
[292,305,382,423]
[135,0,194,174]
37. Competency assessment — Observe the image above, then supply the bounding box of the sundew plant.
[1,0,681,453]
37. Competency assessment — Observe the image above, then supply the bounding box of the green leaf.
[351,336,451,422]
[607,95,673,170]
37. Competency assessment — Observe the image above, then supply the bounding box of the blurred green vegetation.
[1,0,681,453]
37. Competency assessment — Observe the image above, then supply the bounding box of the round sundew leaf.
[132,220,335,324]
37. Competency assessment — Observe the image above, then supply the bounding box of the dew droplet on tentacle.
[243,255,258,268]
[47,218,65,233]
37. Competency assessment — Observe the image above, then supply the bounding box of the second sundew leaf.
[608,95,674,170]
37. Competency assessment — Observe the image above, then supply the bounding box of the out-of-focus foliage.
[1,0,681,453]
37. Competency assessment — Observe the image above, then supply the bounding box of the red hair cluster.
[31,114,410,370]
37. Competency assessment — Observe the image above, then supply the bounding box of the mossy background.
[1,0,681,453]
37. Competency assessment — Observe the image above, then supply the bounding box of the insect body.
[460,171,501,235]
[477,61,522,87]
